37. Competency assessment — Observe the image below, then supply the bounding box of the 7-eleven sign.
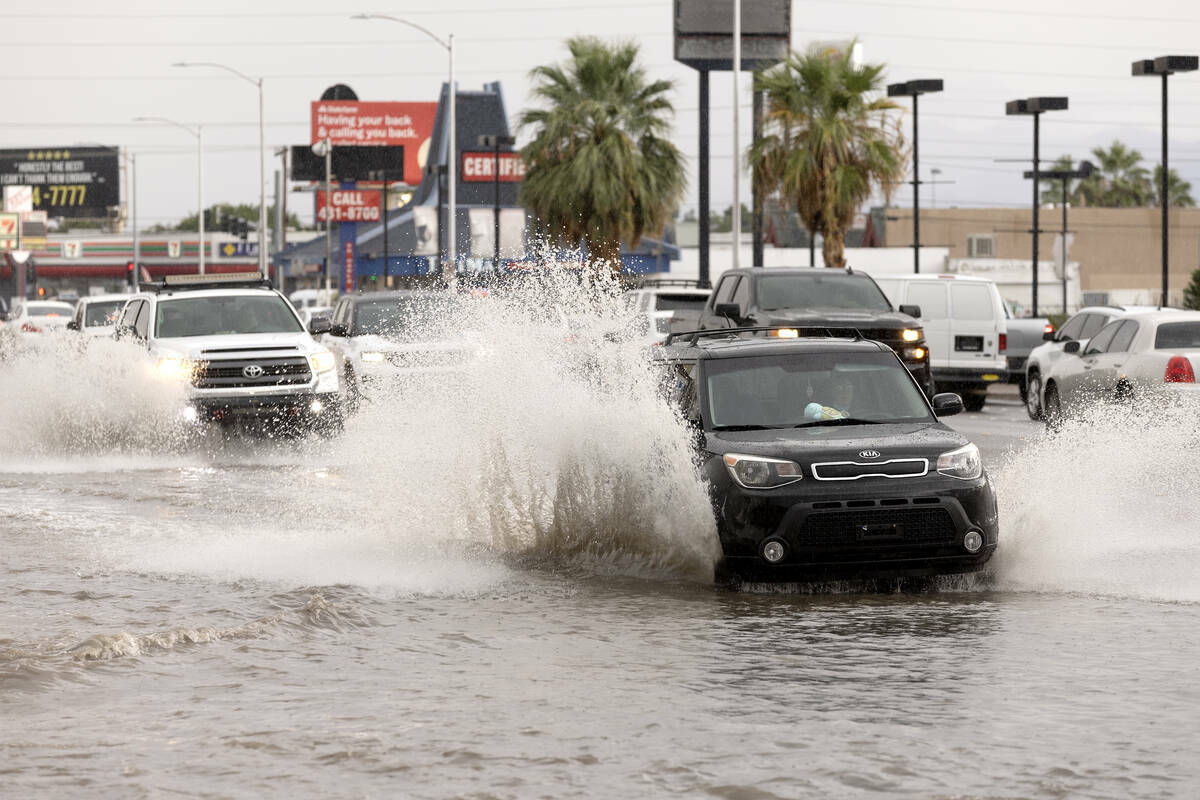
[0,212,18,250]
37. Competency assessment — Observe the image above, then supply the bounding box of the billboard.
[315,190,382,223]
[311,101,436,186]
[0,147,120,218]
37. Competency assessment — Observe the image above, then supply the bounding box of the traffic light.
[127,261,136,288]
[36,286,45,298]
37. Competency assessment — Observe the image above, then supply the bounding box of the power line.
[0,3,668,19]
[801,0,1200,26]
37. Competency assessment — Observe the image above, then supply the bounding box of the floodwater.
[2,283,1199,798]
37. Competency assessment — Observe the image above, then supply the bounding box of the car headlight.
[902,328,922,342]
[905,346,927,360]
[723,453,803,489]
[309,349,336,373]
[360,351,386,363]
[156,357,192,380]
[937,443,982,480]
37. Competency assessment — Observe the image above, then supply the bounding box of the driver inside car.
[804,372,853,420]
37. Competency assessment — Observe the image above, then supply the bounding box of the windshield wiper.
[791,417,888,428]
[711,424,786,431]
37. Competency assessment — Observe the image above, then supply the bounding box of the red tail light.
[1043,323,1055,335]
[20,322,41,333]
[998,333,1007,353]
[1165,355,1195,383]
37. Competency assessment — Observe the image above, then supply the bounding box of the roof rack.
[664,326,865,346]
[139,271,273,294]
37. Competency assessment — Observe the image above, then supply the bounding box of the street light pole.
[172,61,267,282]
[731,0,741,269]
[1006,96,1068,316]
[312,138,333,295]
[133,116,204,274]
[1133,56,1198,307]
[353,14,455,279]
[888,79,943,274]
[1023,160,1092,315]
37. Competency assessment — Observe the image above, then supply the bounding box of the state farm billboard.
[461,151,526,182]
[311,101,435,186]
[315,190,382,223]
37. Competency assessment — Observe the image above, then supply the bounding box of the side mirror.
[1043,329,1056,341]
[714,302,741,321]
[1063,340,1081,355]
[308,317,332,335]
[66,320,80,331]
[114,324,138,340]
[898,304,922,319]
[328,322,349,337]
[931,392,964,417]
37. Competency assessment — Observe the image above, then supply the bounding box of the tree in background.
[748,43,905,268]
[1038,155,1085,206]
[1184,268,1200,310]
[1076,141,1153,208]
[172,203,303,233]
[1151,164,1195,208]
[518,37,686,270]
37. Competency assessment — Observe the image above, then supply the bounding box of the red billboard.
[311,101,436,186]
[315,190,382,223]
[461,151,526,182]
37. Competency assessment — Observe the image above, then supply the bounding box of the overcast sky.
[5,0,1200,229]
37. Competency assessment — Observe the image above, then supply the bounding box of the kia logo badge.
[242,364,265,379]
[858,450,881,459]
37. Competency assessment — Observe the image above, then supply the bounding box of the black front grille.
[193,356,312,389]
[811,459,928,480]
[794,507,956,548]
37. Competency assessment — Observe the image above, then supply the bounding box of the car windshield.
[84,300,125,326]
[704,351,932,428]
[155,295,302,337]
[353,296,452,339]
[757,275,892,312]
[28,304,73,317]
[1154,321,1200,349]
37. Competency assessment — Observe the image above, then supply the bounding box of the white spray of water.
[991,395,1200,603]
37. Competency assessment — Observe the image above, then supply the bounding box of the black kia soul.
[655,328,998,583]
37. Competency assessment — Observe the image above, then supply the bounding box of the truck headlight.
[902,328,922,342]
[937,443,982,480]
[156,357,191,380]
[310,350,335,373]
[723,453,803,489]
[360,351,386,363]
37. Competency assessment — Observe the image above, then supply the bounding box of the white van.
[870,274,1008,411]
[289,288,338,310]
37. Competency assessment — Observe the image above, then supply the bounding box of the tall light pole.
[172,61,267,282]
[1006,96,1067,316]
[133,116,204,274]
[312,138,333,294]
[1024,160,1093,313]
[731,0,741,268]
[888,79,943,274]
[1133,56,1198,307]
[353,14,455,279]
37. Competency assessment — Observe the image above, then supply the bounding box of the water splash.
[991,393,1200,603]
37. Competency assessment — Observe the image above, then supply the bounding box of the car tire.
[1044,382,1063,429]
[963,392,987,412]
[1025,372,1044,421]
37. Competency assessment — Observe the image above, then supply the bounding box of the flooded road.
[3,300,1200,798]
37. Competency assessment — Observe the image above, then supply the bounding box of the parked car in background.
[1040,310,1200,421]
[870,274,1006,411]
[289,288,337,311]
[298,305,333,328]
[6,300,75,333]
[623,279,712,344]
[999,299,1052,402]
[696,267,933,395]
[67,294,131,337]
[321,290,475,412]
[1022,304,1177,420]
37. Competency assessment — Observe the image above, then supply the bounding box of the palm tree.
[1039,155,1084,206]
[518,37,686,271]
[748,44,905,268]
[1077,141,1153,207]
[1151,165,1196,207]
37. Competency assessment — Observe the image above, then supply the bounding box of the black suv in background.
[697,268,933,395]
[655,327,997,584]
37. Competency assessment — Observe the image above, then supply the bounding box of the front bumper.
[708,465,999,581]
[186,391,342,431]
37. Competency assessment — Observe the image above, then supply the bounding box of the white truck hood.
[156,332,319,358]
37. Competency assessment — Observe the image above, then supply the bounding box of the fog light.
[762,539,787,564]
[310,399,325,414]
[180,406,198,423]
[963,529,984,553]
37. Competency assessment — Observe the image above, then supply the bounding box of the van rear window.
[951,284,994,320]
